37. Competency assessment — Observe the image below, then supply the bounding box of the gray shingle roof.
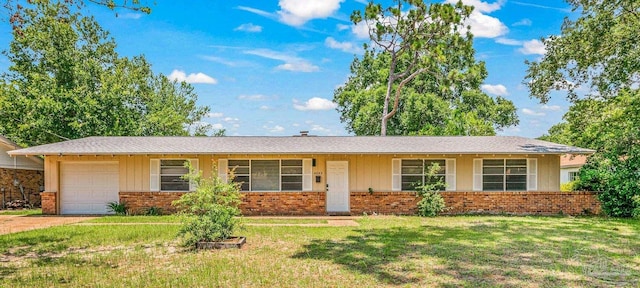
[7,136,594,156]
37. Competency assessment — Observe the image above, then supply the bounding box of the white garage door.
[60,162,119,214]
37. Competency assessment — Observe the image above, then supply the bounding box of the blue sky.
[0,0,576,137]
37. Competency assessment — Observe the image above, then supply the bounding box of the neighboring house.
[9,135,600,215]
[560,154,588,185]
[0,135,44,207]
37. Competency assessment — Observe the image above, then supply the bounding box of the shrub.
[106,201,128,215]
[415,163,447,217]
[172,163,242,247]
[144,206,163,216]
[560,181,577,192]
[576,150,640,217]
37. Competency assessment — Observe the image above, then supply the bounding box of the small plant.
[144,206,163,216]
[560,181,577,192]
[172,163,242,247]
[415,163,446,217]
[106,201,128,215]
[368,187,374,195]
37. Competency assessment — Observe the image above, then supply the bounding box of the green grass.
[1,216,639,287]
[242,218,328,224]
[84,215,181,223]
[0,208,41,216]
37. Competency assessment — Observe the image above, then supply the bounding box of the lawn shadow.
[292,218,640,286]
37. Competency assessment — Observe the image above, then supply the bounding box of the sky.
[0,0,578,138]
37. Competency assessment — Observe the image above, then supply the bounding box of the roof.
[7,136,595,156]
[560,154,589,168]
[1,135,44,168]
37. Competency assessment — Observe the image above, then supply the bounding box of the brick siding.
[240,192,326,215]
[40,191,57,214]
[119,192,187,215]
[0,168,43,207]
[64,190,601,216]
[350,191,601,215]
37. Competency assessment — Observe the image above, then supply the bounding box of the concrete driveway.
[0,215,96,235]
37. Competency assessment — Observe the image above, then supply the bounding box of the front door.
[326,161,349,212]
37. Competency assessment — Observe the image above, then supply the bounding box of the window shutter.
[189,159,199,191]
[473,159,482,191]
[527,158,538,191]
[218,159,228,182]
[445,159,456,191]
[150,159,160,192]
[302,158,313,191]
[392,159,401,191]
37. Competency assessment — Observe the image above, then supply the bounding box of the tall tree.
[525,0,639,102]
[527,0,640,217]
[0,0,211,146]
[336,1,518,136]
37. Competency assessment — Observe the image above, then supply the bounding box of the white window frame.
[225,159,312,192]
[150,159,198,192]
[474,158,537,192]
[392,158,456,191]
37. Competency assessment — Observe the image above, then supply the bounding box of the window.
[482,159,527,191]
[160,160,190,191]
[400,159,446,190]
[228,159,304,191]
[568,171,579,181]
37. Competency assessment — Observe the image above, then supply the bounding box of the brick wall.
[40,191,57,214]
[240,192,326,215]
[0,168,44,207]
[350,192,419,215]
[441,191,601,215]
[349,191,601,215]
[119,192,187,215]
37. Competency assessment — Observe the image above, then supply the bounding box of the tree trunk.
[381,58,397,136]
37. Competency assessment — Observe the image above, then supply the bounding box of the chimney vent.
[299,130,309,137]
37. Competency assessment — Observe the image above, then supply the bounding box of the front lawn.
[1,216,638,287]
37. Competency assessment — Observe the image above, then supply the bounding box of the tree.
[350,0,482,136]
[335,1,518,136]
[0,0,211,146]
[527,1,640,217]
[525,0,639,102]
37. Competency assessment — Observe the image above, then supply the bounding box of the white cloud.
[168,70,217,84]
[336,24,350,31]
[207,112,224,118]
[223,117,239,122]
[293,97,337,111]
[202,56,254,68]
[351,21,370,39]
[519,39,546,55]
[118,13,142,20]
[244,49,319,72]
[277,0,344,26]
[512,18,532,26]
[311,124,330,132]
[324,37,362,54]
[446,0,508,38]
[522,108,545,116]
[234,23,263,32]
[238,94,268,101]
[264,125,285,133]
[541,104,561,111]
[495,37,521,46]
[260,105,271,110]
[481,84,508,96]
[211,123,224,130]
[236,6,275,19]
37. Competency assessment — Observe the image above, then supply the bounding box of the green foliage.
[632,195,640,219]
[172,163,242,247]
[415,163,447,217]
[525,0,640,102]
[575,149,640,218]
[106,201,128,216]
[143,206,163,216]
[0,0,213,146]
[337,1,517,136]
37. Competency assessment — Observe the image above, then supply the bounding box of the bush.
[172,163,242,247]
[576,150,640,217]
[106,201,128,215]
[415,163,447,217]
[144,206,163,216]
[560,181,577,192]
